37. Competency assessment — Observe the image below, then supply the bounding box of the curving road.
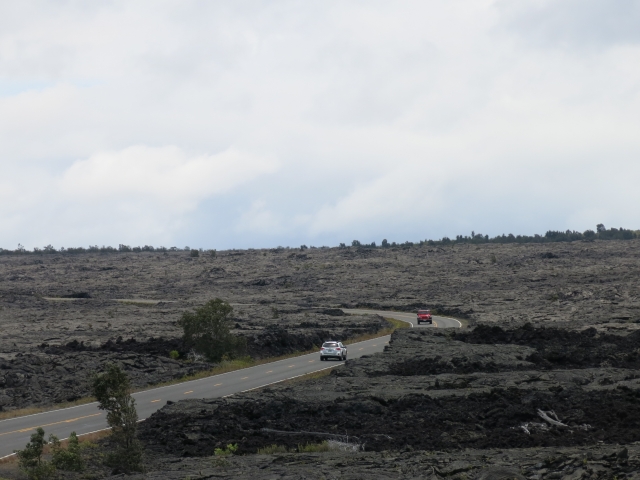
[0,309,460,457]
[343,309,462,329]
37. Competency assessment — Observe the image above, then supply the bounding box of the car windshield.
[418,310,430,314]
[323,342,339,348]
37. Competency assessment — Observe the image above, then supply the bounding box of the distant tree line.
[1,224,637,256]
[348,224,638,249]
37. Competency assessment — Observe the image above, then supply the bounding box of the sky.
[1,0,640,250]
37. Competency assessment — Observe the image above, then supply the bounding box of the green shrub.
[190,249,199,257]
[214,443,238,456]
[169,350,180,360]
[50,431,84,471]
[15,427,55,479]
[178,299,246,362]
[257,444,289,454]
[297,441,330,453]
[92,363,143,473]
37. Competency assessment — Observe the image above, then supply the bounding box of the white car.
[320,341,347,361]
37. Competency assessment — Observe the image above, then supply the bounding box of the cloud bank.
[1,1,639,249]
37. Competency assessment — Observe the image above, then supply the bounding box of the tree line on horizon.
[1,224,637,256]
[347,224,637,249]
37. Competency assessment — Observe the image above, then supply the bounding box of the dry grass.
[0,455,16,465]
[0,429,109,465]
[278,367,333,386]
[384,317,412,330]
[0,397,96,422]
[298,441,330,453]
[257,441,330,454]
[258,444,289,454]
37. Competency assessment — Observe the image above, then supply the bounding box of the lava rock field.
[1,239,640,478]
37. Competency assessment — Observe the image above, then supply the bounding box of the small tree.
[92,363,143,473]
[178,299,246,362]
[50,431,84,471]
[15,427,55,480]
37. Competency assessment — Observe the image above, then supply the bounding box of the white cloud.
[0,145,277,247]
[1,1,640,249]
[60,145,277,210]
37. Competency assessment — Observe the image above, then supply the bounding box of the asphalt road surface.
[0,309,460,457]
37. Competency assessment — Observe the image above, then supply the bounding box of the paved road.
[343,309,462,329]
[0,309,460,457]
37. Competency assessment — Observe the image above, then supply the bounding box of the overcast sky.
[2,1,639,250]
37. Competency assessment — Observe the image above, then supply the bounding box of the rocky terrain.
[113,324,640,478]
[17,322,636,479]
[105,444,640,479]
[0,310,384,411]
[1,239,639,354]
[1,239,638,411]
[1,238,640,478]
[138,326,640,451]
[0,349,212,409]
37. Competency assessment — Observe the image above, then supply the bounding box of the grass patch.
[257,441,330,454]
[298,441,330,453]
[0,397,96,422]
[258,444,289,454]
[384,317,411,330]
[278,367,333,386]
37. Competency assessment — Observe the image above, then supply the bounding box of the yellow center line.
[373,344,377,347]
[359,348,363,351]
[433,320,438,327]
[241,377,248,380]
[151,399,161,403]
[266,370,273,373]
[214,383,222,386]
[184,391,193,394]
[308,360,314,363]
[288,365,295,368]
[0,413,102,437]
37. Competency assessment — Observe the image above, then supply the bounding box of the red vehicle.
[417,309,432,325]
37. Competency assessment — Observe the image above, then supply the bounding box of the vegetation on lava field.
[92,363,143,473]
[178,298,247,362]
